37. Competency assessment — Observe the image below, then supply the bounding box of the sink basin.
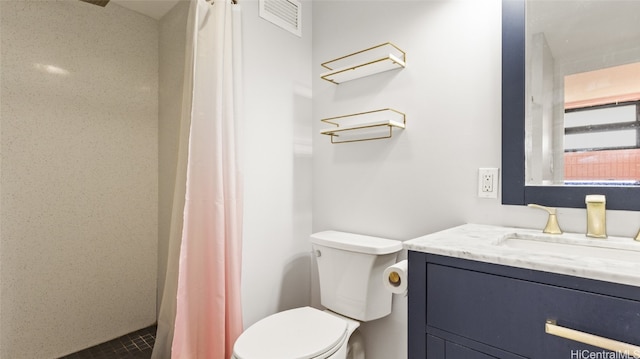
[496,232,640,263]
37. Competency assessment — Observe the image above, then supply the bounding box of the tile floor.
[59,325,156,359]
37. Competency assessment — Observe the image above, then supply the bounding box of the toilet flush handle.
[313,249,321,257]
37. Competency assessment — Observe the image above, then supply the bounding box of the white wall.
[0,2,158,357]
[240,0,314,329]
[311,1,640,359]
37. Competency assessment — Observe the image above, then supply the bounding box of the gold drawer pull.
[545,320,640,358]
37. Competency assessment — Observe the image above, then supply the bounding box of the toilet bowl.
[232,231,401,359]
[232,307,362,359]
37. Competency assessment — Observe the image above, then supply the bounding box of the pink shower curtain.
[152,0,243,358]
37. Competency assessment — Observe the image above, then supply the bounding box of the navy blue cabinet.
[408,251,640,359]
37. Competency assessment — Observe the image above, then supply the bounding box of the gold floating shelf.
[320,42,406,84]
[321,108,406,144]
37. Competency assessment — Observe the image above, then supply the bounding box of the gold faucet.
[528,204,562,234]
[585,195,607,238]
[635,230,640,241]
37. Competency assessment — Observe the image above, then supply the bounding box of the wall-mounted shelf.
[320,108,406,144]
[320,42,406,84]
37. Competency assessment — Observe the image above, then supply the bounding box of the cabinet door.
[426,335,498,359]
[427,334,445,359]
[445,342,496,359]
[426,263,640,358]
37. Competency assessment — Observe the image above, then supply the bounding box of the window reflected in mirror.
[563,63,640,185]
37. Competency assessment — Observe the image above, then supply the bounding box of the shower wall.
[0,1,158,358]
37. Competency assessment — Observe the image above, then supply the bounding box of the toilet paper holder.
[388,271,402,287]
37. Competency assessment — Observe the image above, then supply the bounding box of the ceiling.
[527,0,640,62]
[111,0,181,20]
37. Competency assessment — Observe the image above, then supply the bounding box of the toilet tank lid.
[310,231,402,255]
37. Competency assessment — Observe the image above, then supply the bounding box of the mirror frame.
[501,0,640,211]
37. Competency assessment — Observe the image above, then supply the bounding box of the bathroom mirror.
[502,0,640,211]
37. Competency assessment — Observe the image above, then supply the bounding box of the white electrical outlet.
[478,168,499,198]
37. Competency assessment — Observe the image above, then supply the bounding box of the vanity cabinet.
[408,251,640,359]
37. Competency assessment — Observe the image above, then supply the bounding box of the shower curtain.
[152,0,243,358]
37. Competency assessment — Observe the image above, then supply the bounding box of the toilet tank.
[311,231,402,322]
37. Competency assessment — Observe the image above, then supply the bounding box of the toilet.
[232,230,402,359]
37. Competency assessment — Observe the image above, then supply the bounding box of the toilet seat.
[233,307,348,359]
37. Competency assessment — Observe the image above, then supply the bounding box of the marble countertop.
[403,223,640,287]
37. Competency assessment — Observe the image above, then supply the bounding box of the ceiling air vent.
[260,0,302,37]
